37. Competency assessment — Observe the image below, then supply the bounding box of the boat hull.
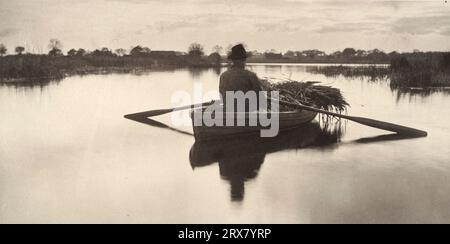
[191,108,318,141]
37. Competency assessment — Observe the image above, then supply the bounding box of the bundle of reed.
[264,79,349,114]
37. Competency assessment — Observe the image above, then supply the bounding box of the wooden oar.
[124,100,215,119]
[277,100,428,137]
[124,99,427,137]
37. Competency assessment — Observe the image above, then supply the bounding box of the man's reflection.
[219,153,265,202]
[190,122,342,202]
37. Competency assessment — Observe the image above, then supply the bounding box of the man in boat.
[219,44,269,112]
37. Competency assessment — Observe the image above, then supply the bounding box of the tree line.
[0,39,209,58]
[0,39,421,61]
[1,39,449,86]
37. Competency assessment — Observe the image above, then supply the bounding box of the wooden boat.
[190,106,318,141]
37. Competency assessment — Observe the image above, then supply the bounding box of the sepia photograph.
[1,0,449,227]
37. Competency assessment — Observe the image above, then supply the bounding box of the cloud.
[155,20,197,33]
[254,17,325,33]
[392,15,450,36]
[0,28,18,37]
[317,22,382,34]
[153,14,247,33]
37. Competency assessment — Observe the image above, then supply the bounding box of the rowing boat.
[190,106,318,141]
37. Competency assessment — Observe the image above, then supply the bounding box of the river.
[1,64,449,223]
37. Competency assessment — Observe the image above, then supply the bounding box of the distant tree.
[331,51,342,58]
[264,52,283,59]
[92,47,114,57]
[295,51,304,57]
[342,48,357,57]
[130,45,150,56]
[356,49,368,57]
[367,49,388,61]
[208,52,221,65]
[302,49,325,58]
[388,51,399,58]
[67,49,77,56]
[48,39,63,50]
[266,49,278,53]
[284,50,295,58]
[369,49,381,54]
[212,45,223,55]
[0,44,7,56]
[130,46,143,56]
[188,43,204,57]
[115,48,127,56]
[15,46,25,55]
[48,48,63,57]
[250,50,261,56]
[142,47,151,53]
[48,39,63,57]
[76,48,86,56]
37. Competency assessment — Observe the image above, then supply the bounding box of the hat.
[228,44,247,60]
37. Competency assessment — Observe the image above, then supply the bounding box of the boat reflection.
[124,114,423,202]
[189,122,342,202]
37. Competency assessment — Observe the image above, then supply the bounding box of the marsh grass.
[306,65,389,81]
[390,54,450,88]
[0,54,215,82]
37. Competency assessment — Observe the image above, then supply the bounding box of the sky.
[0,0,449,54]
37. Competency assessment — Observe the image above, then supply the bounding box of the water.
[1,64,450,223]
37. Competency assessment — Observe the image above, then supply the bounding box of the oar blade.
[124,108,173,119]
[279,99,428,137]
[350,116,428,137]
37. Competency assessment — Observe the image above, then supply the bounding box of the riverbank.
[0,54,220,82]
[306,54,450,88]
[2,54,450,89]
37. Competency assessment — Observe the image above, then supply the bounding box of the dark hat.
[228,44,247,60]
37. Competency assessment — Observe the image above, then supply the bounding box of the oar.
[124,99,428,137]
[124,100,215,119]
[277,100,428,137]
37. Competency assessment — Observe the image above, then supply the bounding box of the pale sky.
[0,0,449,54]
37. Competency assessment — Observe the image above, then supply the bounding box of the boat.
[190,106,318,141]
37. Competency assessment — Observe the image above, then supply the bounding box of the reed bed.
[307,65,389,80]
[390,55,450,88]
[0,54,216,81]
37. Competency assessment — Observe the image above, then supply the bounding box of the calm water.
[1,64,450,223]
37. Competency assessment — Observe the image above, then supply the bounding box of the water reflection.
[391,86,450,102]
[189,123,341,202]
[304,65,389,82]
[187,67,211,79]
[263,65,283,74]
[0,78,61,88]
[124,113,193,136]
[212,66,222,76]
[352,133,426,144]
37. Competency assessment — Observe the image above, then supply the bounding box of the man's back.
[219,66,262,98]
